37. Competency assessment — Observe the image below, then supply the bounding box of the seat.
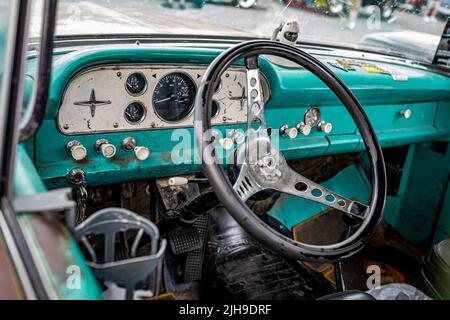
[422,238,450,299]
[75,208,167,300]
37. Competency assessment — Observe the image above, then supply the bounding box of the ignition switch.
[68,168,86,186]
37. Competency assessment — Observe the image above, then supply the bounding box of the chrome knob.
[95,139,116,159]
[134,146,150,161]
[400,109,412,119]
[296,122,312,136]
[280,124,298,139]
[318,120,332,134]
[66,140,87,161]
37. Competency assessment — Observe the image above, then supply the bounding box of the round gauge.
[126,72,147,95]
[124,102,146,124]
[152,72,196,122]
[211,100,220,118]
[304,106,321,127]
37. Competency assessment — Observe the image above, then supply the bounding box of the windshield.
[31,0,449,63]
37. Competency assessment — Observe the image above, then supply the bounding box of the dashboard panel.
[57,65,270,135]
[21,44,449,190]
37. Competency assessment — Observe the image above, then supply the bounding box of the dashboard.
[20,44,450,189]
[57,65,270,135]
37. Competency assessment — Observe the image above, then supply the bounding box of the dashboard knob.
[66,140,87,161]
[219,137,234,150]
[228,129,245,145]
[400,109,412,119]
[95,139,116,159]
[318,120,333,134]
[280,124,298,139]
[296,122,312,136]
[135,146,150,161]
[100,144,116,158]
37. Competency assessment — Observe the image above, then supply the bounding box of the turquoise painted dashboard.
[21,46,450,189]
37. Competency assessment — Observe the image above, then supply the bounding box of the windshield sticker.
[433,18,450,67]
[330,59,408,81]
[327,61,356,72]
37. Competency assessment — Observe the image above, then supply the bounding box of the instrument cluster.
[57,65,270,135]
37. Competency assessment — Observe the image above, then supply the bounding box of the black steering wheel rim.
[194,40,386,262]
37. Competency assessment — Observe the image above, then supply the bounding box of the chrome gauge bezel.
[211,100,220,119]
[124,101,147,125]
[151,71,197,124]
[125,71,148,96]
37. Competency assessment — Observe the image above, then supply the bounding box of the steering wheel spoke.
[244,56,272,164]
[232,162,263,201]
[279,167,369,222]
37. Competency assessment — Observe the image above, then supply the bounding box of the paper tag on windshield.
[391,74,409,81]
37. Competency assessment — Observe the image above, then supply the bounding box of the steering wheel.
[194,40,386,262]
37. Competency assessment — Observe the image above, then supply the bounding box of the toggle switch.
[66,140,87,161]
[95,139,116,159]
[280,124,298,139]
[296,122,312,136]
[318,120,333,134]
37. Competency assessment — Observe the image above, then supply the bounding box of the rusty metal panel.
[0,231,25,300]
[19,214,102,300]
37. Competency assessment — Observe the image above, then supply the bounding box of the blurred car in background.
[284,0,398,20]
[202,0,257,8]
[360,30,440,61]
[436,0,450,20]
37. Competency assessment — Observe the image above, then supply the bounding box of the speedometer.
[152,72,196,122]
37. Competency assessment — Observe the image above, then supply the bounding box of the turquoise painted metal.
[384,142,450,248]
[13,145,47,195]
